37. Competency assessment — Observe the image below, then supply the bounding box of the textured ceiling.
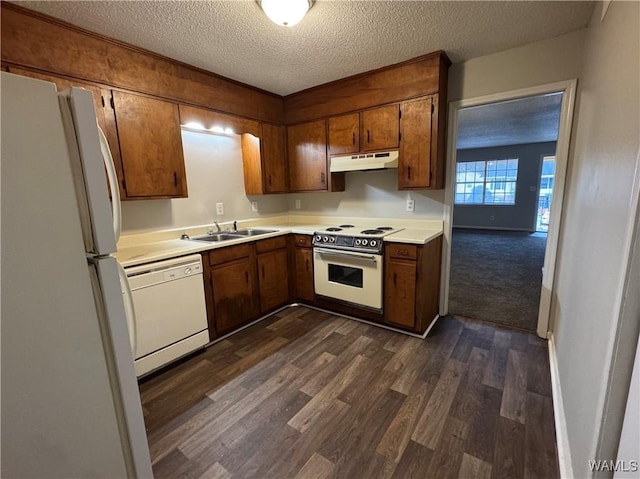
[457,93,563,150]
[15,1,594,96]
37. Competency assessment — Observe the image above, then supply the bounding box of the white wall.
[449,28,587,102]
[121,130,289,233]
[454,142,556,231]
[288,169,445,220]
[551,1,640,477]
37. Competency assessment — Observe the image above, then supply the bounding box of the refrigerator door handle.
[97,125,121,243]
[117,262,137,357]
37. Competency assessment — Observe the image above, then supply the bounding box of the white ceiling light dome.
[259,0,314,27]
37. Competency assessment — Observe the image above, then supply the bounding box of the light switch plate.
[216,202,224,215]
[295,199,301,209]
[251,201,258,212]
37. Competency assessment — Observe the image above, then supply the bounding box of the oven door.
[313,247,383,310]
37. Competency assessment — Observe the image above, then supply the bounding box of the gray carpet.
[448,229,547,331]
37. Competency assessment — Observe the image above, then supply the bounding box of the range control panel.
[312,234,383,254]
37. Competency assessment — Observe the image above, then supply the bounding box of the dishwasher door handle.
[118,262,137,357]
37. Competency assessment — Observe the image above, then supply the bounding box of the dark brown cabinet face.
[294,246,314,303]
[287,120,328,192]
[399,95,437,189]
[261,123,288,193]
[360,104,400,152]
[328,113,359,155]
[111,91,187,198]
[211,258,258,335]
[384,259,417,329]
[257,248,289,313]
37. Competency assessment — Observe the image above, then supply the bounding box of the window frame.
[454,158,519,206]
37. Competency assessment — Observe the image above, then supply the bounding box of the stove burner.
[326,227,342,232]
[377,226,393,231]
[339,224,354,228]
[361,229,384,235]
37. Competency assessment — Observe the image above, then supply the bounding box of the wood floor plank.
[391,440,435,479]
[465,385,503,464]
[299,335,373,397]
[526,343,552,397]
[140,307,559,479]
[179,362,302,459]
[458,453,492,479]
[524,392,559,479]
[197,462,230,479]
[377,381,431,462]
[411,359,464,449]
[427,416,469,479]
[483,330,511,390]
[294,452,335,479]
[500,349,528,424]
[492,416,526,479]
[289,354,367,433]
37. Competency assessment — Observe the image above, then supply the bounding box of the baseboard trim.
[548,333,574,479]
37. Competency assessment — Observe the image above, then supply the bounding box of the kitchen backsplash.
[121,130,445,234]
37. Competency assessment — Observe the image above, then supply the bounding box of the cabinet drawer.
[256,235,288,253]
[292,234,313,248]
[386,243,418,260]
[209,244,251,266]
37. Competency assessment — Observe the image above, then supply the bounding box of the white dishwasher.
[123,254,209,377]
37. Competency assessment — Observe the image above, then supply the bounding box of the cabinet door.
[287,120,328,192]
[7,67,127,199]
[360,104,399,151]
[385,259,417,329]
[261,123,288,193]
[328,113,359,155]
[399,96,434,189]
[257,248,290,313]
[211,259,258,335]
[111,91,187,198]
[294,247,314,302]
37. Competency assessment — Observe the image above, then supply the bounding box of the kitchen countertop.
[116,219,443,268]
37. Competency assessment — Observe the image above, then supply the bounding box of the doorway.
[441,80,578,337]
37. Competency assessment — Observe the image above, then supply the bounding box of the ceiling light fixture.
[258,0,314,27]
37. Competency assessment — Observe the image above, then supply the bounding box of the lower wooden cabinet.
[292,235,314,303]
[257,245,290,314]
[384,237,443,333]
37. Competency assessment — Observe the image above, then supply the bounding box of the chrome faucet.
[214,221,221,233]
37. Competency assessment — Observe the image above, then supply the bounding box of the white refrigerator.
[1,72,153,477]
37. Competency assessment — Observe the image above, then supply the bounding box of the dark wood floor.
[139,306,559,479]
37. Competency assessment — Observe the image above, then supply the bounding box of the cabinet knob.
[367,129,370,143]
[320,172,325,183]
[393,272,397,285]
[407,166,412,180]
[173,171,178,187]
[352,132,356,145]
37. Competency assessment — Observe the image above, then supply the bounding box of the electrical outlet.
[490,215,495,221]
[295,199,301,209]
[216,202,224,215]
[251,201,258,212]
[406,198,415,212]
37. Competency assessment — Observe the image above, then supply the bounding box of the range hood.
[330,150,399,173]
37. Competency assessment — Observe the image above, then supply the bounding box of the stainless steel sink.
[190,233,242,242]
[231,229,277,236]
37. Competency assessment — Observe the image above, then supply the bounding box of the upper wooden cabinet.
[241,123,288,195]
[6,66,127,199]
[287,120,329,192]
[399,95,444,189]
[328,113,359,155]
[360,104,400,151]
[110,91,187,198]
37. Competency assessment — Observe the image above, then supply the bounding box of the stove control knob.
[315,235,322,242]
[355,239,362,246]
[369,240,377,248]
[362,239,369,246]
[323,236,329,243]
[329,236,335,243]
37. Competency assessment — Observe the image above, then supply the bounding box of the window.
[455,159,519,205]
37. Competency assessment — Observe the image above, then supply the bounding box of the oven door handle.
[315,248,379,263]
